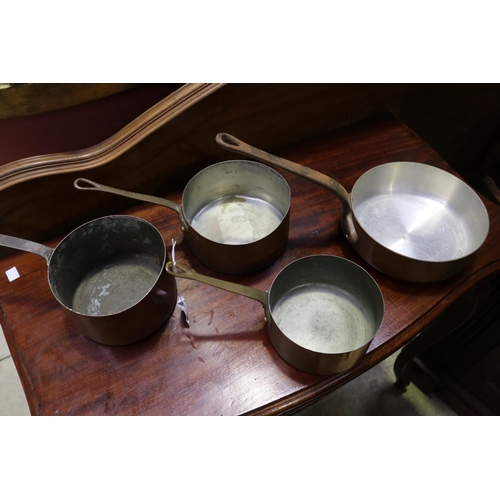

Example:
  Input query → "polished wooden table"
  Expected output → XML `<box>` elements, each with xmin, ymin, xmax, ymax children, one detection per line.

<box><xmin>2</xmin><ymin>114</ymin><xmax>500</xmax><ymax>415</ymax></box>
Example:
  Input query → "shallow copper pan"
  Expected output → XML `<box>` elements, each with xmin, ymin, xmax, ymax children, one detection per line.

<box><xmin>216</xmin><ymin>133</ymin><xmax>489</xmax><ymax>283</ymax></box>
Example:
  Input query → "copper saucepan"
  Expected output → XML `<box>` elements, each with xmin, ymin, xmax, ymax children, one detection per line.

<box><xmin>167</xmin><ymin>255</ymin><xmax>384</xmax><ymax>375</ymax></box>
<box><xmin>216</xmin><ymin>133</ymin><xmax>490</xmax><ymax>283</ymax></box>
<box><xmin>0</xmin><ymin>215</ymin><xmax>177</xmax><ymax>345</ymax></box>
<box><xmin>74</xmin><ymin>159</ymin><xmax>291</xmax><ymax>275</ymax></box>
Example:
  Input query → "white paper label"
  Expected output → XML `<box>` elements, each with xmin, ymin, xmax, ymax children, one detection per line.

<box><xmin>177</xmin><ymin>295</ymin><xmax>190</xmax><ymax>326</ymax></box>
<box><xmin>6</xmin><ymin>267</ymin><xmax>20</xmax><ymax>282</ymax></box>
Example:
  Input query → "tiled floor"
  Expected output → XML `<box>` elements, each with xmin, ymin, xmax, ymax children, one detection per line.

<box><xmin>0</xmin><ymin>324</ymin><xmax>455</xmax><ymax>416</ymax></box>
<box><xmin>0</xmin><ymin>325</ymin><xmax>30</xmax><ymax>416</ymax></box>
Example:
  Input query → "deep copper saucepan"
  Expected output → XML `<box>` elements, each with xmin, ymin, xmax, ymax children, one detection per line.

<box><xmin>74</xmin><ymin>159</ymin><xmax>291</xmax><ymax>274</ymax></box>
<box><xmin>0</xmin><ymin>215</ymin><xmax>177</xmax><ymax>345</ymax></box>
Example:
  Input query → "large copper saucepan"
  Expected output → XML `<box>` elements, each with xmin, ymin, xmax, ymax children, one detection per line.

<box><xmin>0</xmin><ymin>216</ymin><xmax>177</xmax><ymax>345</ymax></box>
<box><xmin>167</xmin><ymin>255</ymin><xmax>384</xmax><ymax>375</ymax></box>
<box><xmin>216</xmin><ymin>133</ymin><xmax>490</xmax><ymax>283</ymax></box>
<box><xmin>75</xmin><ymin>160</ymin><xmax>290</xmax><ymax>275</ymax></box>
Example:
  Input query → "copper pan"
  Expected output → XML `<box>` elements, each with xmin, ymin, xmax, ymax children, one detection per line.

<box><xmin>75</xmin><ymin>160</ymin><xmax>290</xmax><ymax>275</ymax></box>
<box><xmin>0</xmin><ymin>215</ymin><xmax>177</xmax><ymax>345</ymax></box>
<box><xmin>216</xmin><ymin>133</ymin><xmax>490</xmax><ymax>283</ymax></box>
<box><xmin>167</xmin><ymin>255</ymin><xmax>384</xmax><ymax>375</ymax></box>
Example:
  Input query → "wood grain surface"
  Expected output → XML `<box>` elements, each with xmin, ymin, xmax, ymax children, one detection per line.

<box><xmin>1</xmin><ymin>113</ymin><xmax>499</xmax><ymax>415</ymax></box>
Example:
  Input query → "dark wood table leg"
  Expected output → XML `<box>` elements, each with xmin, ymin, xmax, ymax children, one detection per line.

<box><xmin>394</xmin><ymin>289</ymin><xmax>483</xmax><ymax>390</ymax></box>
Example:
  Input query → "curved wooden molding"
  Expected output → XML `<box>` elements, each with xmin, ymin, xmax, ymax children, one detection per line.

<box><xmin>0</xmin><ymin>83</ymin><xmax>224</xmax><ymax>191</ymax></box>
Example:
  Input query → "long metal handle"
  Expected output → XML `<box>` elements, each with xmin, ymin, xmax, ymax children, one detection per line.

<box><xmin>0</xmin><ymin>235</ymin><xmax>53</xmax><ymax>263</ymax></box>
<box><xmin>166</xmin><ymin>262</ymin><xmax>268</xmax><ymax>306</ymax></box>
<box><xmin>74</xmin><ymin>178</ymin><xmax>189</xmax><ymax>230</ymax></box>
<box><xmin>216</xmin><ymin>132</ymin><xmax>352</xmax><ymax>204</ymax></box>
<box><xmin>215</xmin><ymin>133</ymin><xmax>358</xmax><ymax>244</ymax></box>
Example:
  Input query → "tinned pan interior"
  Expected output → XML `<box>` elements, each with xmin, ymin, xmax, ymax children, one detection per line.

<box><xmin>48</xmin><ymin>216</ymin><xmax>166</xmax><ymax>316</ymax></box>
<box><xmin>350</xmin><ymin>162</ymin><xmax>489</xmax><ymax>263</ymax></box>
<box><xmin>267</xmin><ymin>255</ymin><xmax>384</xmax><ymax>356</ymax></box>
<box><xmin>181</xmin><ymin>160</ymin><xmax>291</xmax><ymax>245</ymax></box>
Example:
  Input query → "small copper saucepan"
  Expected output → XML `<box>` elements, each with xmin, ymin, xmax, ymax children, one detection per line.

<box><xmin>74</xmin><ymin>159</ymin><xmax>291</xmax><ymax>274</ymax></box>
<box><xmin>0</xmin><ymin>215</ymin><xmax>177</xmax><ymax>345</ymax></box>
<box><xmin>167</xmin><ymin>255</ymin><xmax>384</xmax><ymax>375</ymax></box>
